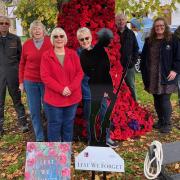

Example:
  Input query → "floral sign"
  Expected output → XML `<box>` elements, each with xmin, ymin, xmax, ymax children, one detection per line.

<box><xmin>25</xmin><ymin>142</ymin><xmax>71</xmax><ymax>180</ymax></box>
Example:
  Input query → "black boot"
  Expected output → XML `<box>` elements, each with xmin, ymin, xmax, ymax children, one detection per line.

<box><xmin>160</xmin><ymin>124</ymin><xmax>172</xmax><ymax>133</ymax></box>
<box><xmin>18</xmin><ymin>116</ymin><xmax>29</xmax><ymax>133</ymax></box>
<box><xmin>0</xmin><ymin>118</ymin><xmax>4</xmax><ymax>136</ymax></box>
<box><xmin>153</xmin><ymin>119</ymin><xmax>163</xmax><ymax>129</ymax></box>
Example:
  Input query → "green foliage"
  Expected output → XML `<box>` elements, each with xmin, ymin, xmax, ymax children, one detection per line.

<box><xmin>2</xmin><ymin>134</ymin><xmax>22</xmax><ymax>147</ymax></box>
<box><xmin>14</xmin><ymin>0</ymin><xmax>58</xmax><ymax>34</ymax></box>
<box><xmin>115</xmin><ymin>0</ymin><xmax>180</xmax><ymax>19</ymax></box>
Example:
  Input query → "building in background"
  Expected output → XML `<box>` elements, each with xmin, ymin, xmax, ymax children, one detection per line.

<box><xmin>1</xmin><ymin>1</ymin><xmax>180</xmax><ymax>36</ymax></box>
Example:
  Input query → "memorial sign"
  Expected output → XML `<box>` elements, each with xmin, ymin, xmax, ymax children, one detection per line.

<box><xmin>75</xmin><ymin>146</ymin><xmax>124</xmax><ymax>172</ymax></box>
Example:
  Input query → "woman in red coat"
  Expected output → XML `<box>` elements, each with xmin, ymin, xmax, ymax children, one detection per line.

<box><xmin>19</xmin><ymin>20</ymin><xmax>52</xmax><ymax>141</ymax></box>
<box><xmin>41</xmin><ymin>27</ymin><xmax>84</xmax><ymax>142</ymax></box>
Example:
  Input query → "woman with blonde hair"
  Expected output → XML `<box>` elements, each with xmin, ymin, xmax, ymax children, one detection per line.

<box><xmin>41</xmin><ymin>27</ymin><xmax>83</xmax><ymax>142</ymax></box>
<box><xmin>19</xmin><ymin>20</ymin><xmax>52</xmax><ymax>141</ymax></box>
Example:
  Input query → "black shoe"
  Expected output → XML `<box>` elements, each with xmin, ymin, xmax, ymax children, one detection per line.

<box><xmin>21</xmin><ymin>124</ymin><xmax>29</xmax><ymax>133</ymax></box>
<box><xmin>153</xmin><ymin>121</ymin><xmax>162</xmax><ymax>129</ymax></box>
<box><xmin>160</xmin><ymin>125</ymin><xmax>172</xmax><ymax>133</ymax></box>
<box><xmin>106</xmin><ymin>138</ymin><xmax>119</xmax><ymax>148</ymax></box>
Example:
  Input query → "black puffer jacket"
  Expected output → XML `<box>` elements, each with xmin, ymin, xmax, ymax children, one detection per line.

<box><xmin>140</xmin><ymin>36</ymin><xmax>180</xmax><ymax>88</ymax></box>
<box><xmin>118</xmin><ymin>26</ymin><xmax>139</xmax><ymax>68</ymax></box>
<box><xmin>0</xmin><ymin>32</ymin><xmax>22</xmax><ymax>79</ymax></box>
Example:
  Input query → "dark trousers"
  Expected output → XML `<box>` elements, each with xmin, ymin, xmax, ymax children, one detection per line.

<box><xmin>125</xmin><ymin>67</ymin><xmax>137</xmax><ymax>101</ymax></box>
<box><xmin>45</xmin><ymin>103</ymin><xmax>78</xmax><ymax>142</ymax></box>
<box><xmin>178</xmin><ymin>74</ymin><xmax>180</xmax><ymax>105</ymax></box>
<box><xmin>153</xmin><ymin>94</ymin><xmax>172</xmax><ymax>125</ymax></box>
<box><xmin>0</xmin><ymin>77</ymin><xmax>27</xmax><ymax>131</ymax></box>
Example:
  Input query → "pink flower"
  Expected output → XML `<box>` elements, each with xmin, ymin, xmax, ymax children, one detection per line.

<box><xmin>48</xmin><ymin>149</ymin><xmax>57</xmax><ymax>156</ymax></box>
<box><xmin>27</xmin><ymin>158</ymin><xmax>36</xmax><ymax>166</ymax></box>
<box><xmin>61</xmin><ymin>167</ymin><xmax>70</xmax><ymax>177</ymax></box>
<box><xmin>59</xmin><ymin>144</ymin><xmax>70</xmax><ymax>153</ymax></box>
<box><xmin>45</xmin><ymin>142</ymin><xmax>54</xmax><ymax>147</ymax></box>
<box><xmin>59</xmin><ymin>154</ymin><xmax>67</xmax><ymax>164</ymax></box>
<box><xmin>36</xmin><ymin>151</ymin><xmax>44</xmax><ymax>158</ymax></box>
<box><xmin>24</xmin><ymin>171</ymin><xmax>31</xmax><ymax>180</ymax></box>
<box><xmin>27</xmin><ymin>142</ymin><xmax>36</xmax><ymax>152</ymax></box>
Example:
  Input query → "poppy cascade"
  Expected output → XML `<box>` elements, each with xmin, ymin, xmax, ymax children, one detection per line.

<box><xmin>57</xmin><ymin>0</ymin><xmax>154</xmax><ymax>140</ymax></box>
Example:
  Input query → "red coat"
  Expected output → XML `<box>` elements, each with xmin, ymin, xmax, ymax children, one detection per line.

<box><xmin>19</xmin><ymin>36</ymin><xmax>52</xmax><ymax>83</ymax></box>
<box><xmin>40</xmin><ymin>47</ymin><xmax>84</xmax><ymax>107</ymax></box>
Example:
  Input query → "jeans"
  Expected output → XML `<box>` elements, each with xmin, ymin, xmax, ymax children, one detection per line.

<box><xmin>125</xmin><ymin>67</ymin><xmax>137</xmax><ymax>101</ymax></box>
<box><xmin>24</xmin><ymin>80</ymin><xmax>45</xmax><ymax>141</ymax></box>
<box><xmin>99</xmin><ymin>96</ymin><xmax>113</xmax><ymax>140</ymax></box>
<box><xmin>82</xmin><ymin>99</ymin><xmax>91</xmax><ymax>141</ymax></box>
<box><xmin>153</xmin><ymin>94</ymin><xmax>172</xmax><ymax>125</ymax></box>
<box><xmin>45</xmin><ymin>103</ymin><xmax>78</xmax><ymax>142</ymax></box>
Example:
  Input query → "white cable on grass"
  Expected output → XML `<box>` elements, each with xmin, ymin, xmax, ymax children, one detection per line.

<box><xmin>144</xmin><ymin>141</ymin><xmax>163</xmax><ymax>179</ymax></box>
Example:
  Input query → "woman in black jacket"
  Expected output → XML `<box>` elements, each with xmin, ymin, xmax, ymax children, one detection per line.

<box><xmin>141</xmin><ymin>17</ymin><xmax>180</xmax><ymax>133</ymax></box>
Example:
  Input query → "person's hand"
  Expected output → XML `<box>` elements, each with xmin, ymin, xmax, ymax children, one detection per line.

<box><xmin>62</xmin><ymin>86</ymin><xmax>71</xmax><ymax>96</ymax></box>
<box><xmin>19</xmin><ymin>83</ymin><xmax>24</xmax><ymax>93</ymax></box>
<box><xmin>167</xmin><ymin>71</ymin><xmax>177</xmax><ymax>81</ymax></box>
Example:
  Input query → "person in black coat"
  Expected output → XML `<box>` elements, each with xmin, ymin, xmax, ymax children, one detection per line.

<box><xmin>140</xmin><ymin>17</ymin><xmax>180</xmax><ymax>133</ymax></box>
<box><xmin>115</xmin><ymin>13</ymin><xmax>139</xmax><ymax>101</ymax></box>
<box><xmin>0</xmin><ymin>16</ymin><xmax>28</xmax><ymax>136</ymax></box>
<box><xmin>174</xmin><ymin>26</ymin><xmax>180</xmax><ymax>106</ymax></box>
<box><xmin>78</xmin><ymin>27</ymin><xmax>118</xmax><ymax>148</ymax></box>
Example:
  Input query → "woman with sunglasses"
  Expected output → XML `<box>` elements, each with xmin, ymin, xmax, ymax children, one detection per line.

<box><xmin>76</xmin><ymin>27</ymin><xmax>92</xmax><ymax>142</ymax></box>
<box><xmin>76</xmin><ymin>27</ymin><xmax>118</xmax><ymax>148</ymax></box>
<box><xmin>41</xmin><ymin>27</ymin><xmax>83</xmax><ymax>142</ymax></box>
<box><xmin>19</xmin><ymin>20</ymin><xmax>52</xmax><ymax>141</ymax></box>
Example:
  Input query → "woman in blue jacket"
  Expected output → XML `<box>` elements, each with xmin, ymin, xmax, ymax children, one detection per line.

<box><xmin>141</xmin><ymin>17</ymin><xmax>180</xmax><ymax>133</ymax></box>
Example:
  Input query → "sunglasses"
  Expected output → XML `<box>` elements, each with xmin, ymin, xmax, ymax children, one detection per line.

<box><xmin>0</xmin><ymin>22</ymin><xmax>9</xmax><ymax>26</ymax></box>
<box><xmin>79</xmin><ymin>37</ymin><xmax>90</xmax><ymax>42</ymax></box>
<box><xmin>53</xmin><ymin>35</ymin><xmax>64</xmax><ymax>39</ymax></box>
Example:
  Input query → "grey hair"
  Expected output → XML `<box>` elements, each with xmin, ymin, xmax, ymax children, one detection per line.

<box><xmin>76</xmin><ymin>27</ymin><xmax>92</xmax><ymax>39</ymax></box>
<box><xmin>115</xmin><ymin>13</ymin><xmax>127</xmax><ymax>20</ymax></box>
<box><xmin>50</xmin><ymin>27</ymin><xmax>68</xmax><ymax>45</ymax></box>
<box><xmin>29</xmin><ymin>20</ymin><xmax>47</xmax><ymax>37</ymax></box>
<box><xmin>0</xmin><ymin>15</ymin><xmax>10</xmax><ymax>24</ymax></box>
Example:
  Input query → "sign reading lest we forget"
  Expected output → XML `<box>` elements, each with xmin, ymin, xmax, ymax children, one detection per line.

<box><xmin>25</xmin><ymin>142</ymin><xmax>71</xmax><ymax>180</ymax></box>
<box><xmin>75</xmin><ymin>146</ymin><xmax>124</xmax><ymax>172</ymax></box>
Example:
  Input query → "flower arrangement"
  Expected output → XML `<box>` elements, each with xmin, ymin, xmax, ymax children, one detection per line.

<box><xmin>57</xmin><ymin>0</ymin><xmax>154</xmax><ymax>140</ymax></box>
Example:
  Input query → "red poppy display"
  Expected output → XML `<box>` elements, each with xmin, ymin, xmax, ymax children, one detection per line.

<box><xmin>57</xmin><ymin>0</ymin><xmax>154</xmax><ymax>140</ymax></box>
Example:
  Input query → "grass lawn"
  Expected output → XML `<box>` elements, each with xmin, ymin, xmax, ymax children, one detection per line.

<box><xmin>0</xmin><ymin>73</ymin><xmax>179</xmax><ymax>179</ymax></box>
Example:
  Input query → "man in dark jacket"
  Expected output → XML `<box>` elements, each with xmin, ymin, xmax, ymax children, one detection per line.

<box><xmin>174</xmin><ymin>26</ymin><xmax>180</xmax><ymax>106</ymax></box>
<box><xmin>0</xmin><ymin>16</ymin><xmax>28</xmax><ymax>136</ymax></box>
<box><xmin>115</xmin><ymin>13</ymin><xmax>139</xmax><ymax>101</ymax></box>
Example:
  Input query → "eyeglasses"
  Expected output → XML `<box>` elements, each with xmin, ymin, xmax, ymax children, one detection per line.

<box><xmin>79</xmin><ymin>37</ymin><xmax>90</xmax><ymax>42</ymax></box>
<box><xmin>53</xmin><ymin>35</ymin><xmax>64</xmax><ymax>39</ymax></box>
<box><xmin>0</xmin><ymin>22</ymin><xmax>9</xmax><ymax>26</ymax></box>
<box><xmin>155</xmin><ymin>24</ymin><xmax>165</xmax><ymax>28</ymax></box>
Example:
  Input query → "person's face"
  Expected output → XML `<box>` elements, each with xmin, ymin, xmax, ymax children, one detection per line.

<box><xmin>116</xmin><ymin>15</ymin><xmax>127</xmax><ymax>29</ymax></box>
<box><xmin>32</xmin><ymin>25</ymin><xmax>44</xmax><ymax>40</ymax></box>
<box><xmin>154</xmin><ymin>20</ymin><xmax>165</xmax><ymax>36</ymax></box>
<box><xmin>78</xmin><ymin>32</ymin><xmax>92</xmax><ymax>50</ymax></box>
<box><xmin>53</xmin><ymin>33</ymin><xmax>66</xmax><ymax>48</ymax></box>
<box><xmin>0</xmin><ymin>18</ymin><xmax>10</xmax><ymax>34</ymax></box>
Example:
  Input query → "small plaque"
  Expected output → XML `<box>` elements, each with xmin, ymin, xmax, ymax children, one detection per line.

<box><xmin>75</xmin><ymin>146</ymin><xmax>124</xmax><ymax>172</ymax></box>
